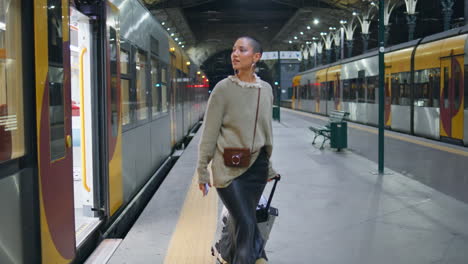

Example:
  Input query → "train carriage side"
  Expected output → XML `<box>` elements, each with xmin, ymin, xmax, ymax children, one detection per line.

<box><xmin>291</xmin><ymin>27</ymin><xmax>468</xmax><ymax>147</ymax></box>
<box><xmin>168</xmin><ymin>40</ymin><xmax>189</xmax><ymax>147</ymax></box>
<box><xmin>438</xmin><ymin>34</ymin><xmax>466</xmax><ymax>144</ymax></box>
<box><xmin>291</xmin><ymin>74</ymin><xmax>301</xmax><ymax>109</ymax></box>
<box><xmin>340</xmin><ymin>54</ymin><xmax>379</xmax><ymax>124</ymax></box>
<box><xmin>111</xmin><ymin>0</ymin><xmax>176</xmax><ymax>205</ymax></box>
<box><xmin>412</xmin><ymin>36</ymin><xmax>445</xmax><ymax>139</ymax></box>
<box><xmin>325</xmin><ymin>65</ymin><xmax>341</xmax><ymax>114</ymax></box>
<box><xmin>397</xmin><ymin>33</ymin><xmax>467</xmax><ymax>143</ymax></box>
<box><xmin>383</xmin><ymin>46</ymin><xmax>413</xmax><ymax>133</ymax></box>
<box><xmin>300</xmin><ymin>70</ymin><xmax>317</xmax><ymax>113</ymax></box>
<box><xmin>316</xmin><ymin>68</ymin><xmax>328</xmax><ymax>115</ymax></box>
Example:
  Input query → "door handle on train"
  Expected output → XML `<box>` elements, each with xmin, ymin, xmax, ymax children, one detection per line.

<box><xmin>66</xmin><ymin>134</ymin><xmax>72</xmax><ymax>148</ymax></box>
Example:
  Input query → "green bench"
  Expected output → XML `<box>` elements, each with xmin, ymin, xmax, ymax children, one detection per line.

<box><xmin>309</xmin><ymin>110</ymin><xmax>350</xmax><ymax>149</ymax></box>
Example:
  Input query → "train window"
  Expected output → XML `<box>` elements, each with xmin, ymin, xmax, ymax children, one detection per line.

<box><xmin>177</xmin><ymin>70</ymin><xmax>186</xmax><ymax>105</ymax></box>
<box><xmin>308</xmin><ymin>84</ymin><xmax>314</xmax><ymax>100</ymax></box>
<box><xmin>431</xmin><ymin>70</ymin><xmax>440</xmax><ymax>108</ymax></box>
<box><xmin>109</xmin><ymin>27</ymin><xmax>119</xmax><ymax>137</ymax></box>
<box><xmin>161</xmin><ymin>66</ymin><xmax>168</xmax><ymax>112</ymax></box>
<box><xmin>357</xmin><ymin>71</ymin><xmax>366</xmax><ymax>103</ymax></box>
<box><xmin>121</xmin><ymin>79</ymin><xmax>130</xmax><ymax>125</ymax></box>
<box><xmin>350</xmin><ymin>79</ymin><xmax>358</xmax><ymax>101</ymax></box>
<box><xmin>120</xmin><ymin>48</ymin><xmax>132</xmax><ymax>126</ymax></box>
<box><xmin>135</xmin><ymin>51</ymin><xmax>148</xmax><ymax>120</ymax></box>
<box><xmin>367</xmin><ymin>76</ymin><xmax>378</xmax><ymax>104</ymax></box>
<box><xmin>443</xmin><ymin>67</ymin><xmax>449</xmax><ymax>109</ymax></box>
<box><xmin>453</xmin><ymin>60</ymin><xmax>461</xmax><ymax>110</ymax></box>
<box><xmin>465</xmin><ymin>66</ymin><xmax>468</xmax><ymax>109</ymax></box>
<box><xmin>301</xmin><ymin>85</ymin><xmax>307</xmax><ymax>99</ymax></box>
<box><xmin>342</xmin><ymin>79</ymin><xmax>350</xmax><ymax>102</ymax></box>
<box><xmin>328</xmin><ymin>81</ymin><xmax>334</xmax><ymax>100</ymax></box>
<box><xmin>414</xmin><ymin>69</ymin><xmax>440</xmax><ymax>107</ymax></box>
<box><xmin>48</xmin><ymin>0</ymin><xmax>66</xmax><ymax>161</ymax></box>
<box><xmin>391</xmin><ymin>72</ymin><xmax>411</xmax><ymax>106</ymax></box>
<box><xmin>358</xmin><ymin>81</ymin><xmax>366</xmax><ymax>103</ymax></box>
<box><xmin>120</xmin><ymin>50</ymin><xmax>129</xmax><ymax>74</ymax></box>
<box><xmin>320</xmin><ymin>82</ymin><xmax>327</xmax><ymax>100</ymax></box>
<box><xmin>391</xmin><ymin>75</ymin><xmax>399</xmax><ymax>105</ymax></box>
<box><xmin>151</xmin><ymin>57</ymin><xmax>160</xmax><ymax>116</ymax></box>
<box><xmin>0</xmin><ymin>0</ymin><xmax>25</xmax><ymax>162</ymax></box>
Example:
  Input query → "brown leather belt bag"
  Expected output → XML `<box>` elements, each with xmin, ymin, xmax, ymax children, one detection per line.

<box><xmin>223</xmin><ymin>148</ymin><xmax>251</xmax><ymax>167</ymax></box>
<box><xmin>223</xmin><ymin>87</ymin><xmax>261</xmax><ymax>168</ymax></box>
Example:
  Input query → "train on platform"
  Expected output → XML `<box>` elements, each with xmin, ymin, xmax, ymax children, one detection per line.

<box><xmin>291</xmin><ymin>26</ymin><xmax>468</xmax><ymax>146</ymax></box>
<box><xmin>0</xmin><ymin>0</ymin><xmax>208</xmax><ymax>263</ymax></box>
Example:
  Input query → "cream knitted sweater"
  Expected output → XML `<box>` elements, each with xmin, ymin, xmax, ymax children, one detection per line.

<box><xmin>196</xmin><ymin>74</ymin><xmax>277</xmax><ymax>188</ymax></box>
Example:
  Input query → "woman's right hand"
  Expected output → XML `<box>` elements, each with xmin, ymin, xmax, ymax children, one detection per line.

<box><xmin>199</xmin><ymin>183</ymin><xmax>212</xmax><ymax>196</ymax></box>
<box><xmin>267</xmin><ymin>174</ymin><xmax>281</xmax><ymax>182</ymax></box>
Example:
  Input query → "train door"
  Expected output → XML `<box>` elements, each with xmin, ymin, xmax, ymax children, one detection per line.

<box><xmin>334</xmin><ymin>74</ymin><xmax>341</xmax><ymax>110</ymax></box>
<box><xmin>385</xmin><ymin>75</ymin><xmax>392</xmax><ymax>126</ymax></box>
<box><xmin>316</xmin><ymin>77</ymin><xmax>321</xmax><ymax>113</ymax></box>
<box><xmin>440</xmin><ymin>54</ymin><xmax>464</xmax><ymax>141</ymax></box>
<box><xmin>105</xmin><ymin>2</ymin><xmax>123</xmax><ymax>217</ymax></box>
<box><xmin>34</xmin><ymin>0</ymin><xmax>76</xmax><ymax>262</ymax></box>
<box><xmin>1</xmin><ymin>1</ymin><xmax>41</xmax><ymax>263</ymax></box>
<box><xmin>179</xmin><ymin>70</ymin><xmax>185</xmax><ymax>139</ymax></box>
<box><xmin>169</xmin><ymin>53</ymin><xmax>177</xmax><ymax>146</ymax></box>
<box><xmin>69</xmin><ymin>7</ymin><xmax>100</xmax><ymax>246</ymax></box>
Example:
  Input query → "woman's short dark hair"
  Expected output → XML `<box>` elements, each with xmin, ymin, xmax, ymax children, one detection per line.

<box><xmin>238</xmin><ymin>36</ymin><xmax>263</xmax><ymax>55</ymax></box>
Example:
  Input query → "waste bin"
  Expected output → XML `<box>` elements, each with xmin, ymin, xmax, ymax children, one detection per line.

<box><xmin>330</xmin><ymin>122</ymin><xmax>347</xmax><ymax>150</ymax></box>
<box><xmin>272</xmin><ymin>106</ymin><xmax>280</xmax><ymax>121</ymax></box>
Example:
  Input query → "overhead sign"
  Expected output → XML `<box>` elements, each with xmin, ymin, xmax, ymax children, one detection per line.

<box><xmin>261</xmin><ymin>51</ymin><xmax>301</xmax><ymax>60</ymax></box>
<box><xmin>280</xmin><ymin>51</ymin><xmax>301</xmax><ymax>59</ymax></box>
<box><xmin>261</xmin><ymin>52</ymin><xmax>278</xmax><ymax>60</ymax></box>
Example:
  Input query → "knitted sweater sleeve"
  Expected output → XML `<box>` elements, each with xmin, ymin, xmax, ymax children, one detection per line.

<box><xmin>265</xmin><ymin>84</ymin><xmax>278</xmax><ymax>179</ymax></box>
<box><xmin>196</xmin><ymin>85</ymin><xmax>225</xmax><ymax>184</ymax></box>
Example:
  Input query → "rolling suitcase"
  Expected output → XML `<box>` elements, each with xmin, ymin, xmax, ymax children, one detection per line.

<box><xmin>256</xmin><ymin>175</ymin><xmax>280</xmax><ymax>242</ymax></box>
<box><xmin>212</xmin><ymin>175</ymin><xmax>280</xmax><ymax>263</ymax></box>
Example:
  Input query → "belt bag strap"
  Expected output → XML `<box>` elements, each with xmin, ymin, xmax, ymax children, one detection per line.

<box><xmin>251</xmin><ymin>88</ymin><xmax>261</xmax><ymax>152</ymax></box>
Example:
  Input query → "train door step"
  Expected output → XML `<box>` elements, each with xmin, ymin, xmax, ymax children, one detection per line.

<box><xmin>84</xmin><ymin>239</ymin><xmax>122</xmax><ymax>264</ymax></box>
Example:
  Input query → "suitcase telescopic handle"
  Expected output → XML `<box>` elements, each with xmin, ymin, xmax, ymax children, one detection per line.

<box><xmin>266</xmin><ymin>175</ymin><xmax>280</xmax><ymax>211</ymax></box>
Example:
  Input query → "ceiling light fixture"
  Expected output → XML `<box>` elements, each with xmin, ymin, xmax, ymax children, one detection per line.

<box><xmin>313</xmin><ymin>18</ymin><xmax>319</xmax><ymax>25</ymax></box>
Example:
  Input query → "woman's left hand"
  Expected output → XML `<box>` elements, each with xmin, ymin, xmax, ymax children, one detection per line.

<box><xmin>199</xmin><ymin>183</ymin><xmax>212</xmax><ymax>196</ymax></box>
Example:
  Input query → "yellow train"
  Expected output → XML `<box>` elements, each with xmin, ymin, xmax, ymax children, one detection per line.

<box><xmin>292</xmin><ymin>27</ymin><xmax>468</xmax><ymax>146</ymax></box>
<box><xmin>0</xmin><ymin>0</ymin><xmax>208</xmax><ymax>263</ymax></box>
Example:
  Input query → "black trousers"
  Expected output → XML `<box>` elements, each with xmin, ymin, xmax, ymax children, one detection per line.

<box><xmin>216</xmin><ymin>148</ymin><xmax>269</xmax><ymax>264</ymax></box>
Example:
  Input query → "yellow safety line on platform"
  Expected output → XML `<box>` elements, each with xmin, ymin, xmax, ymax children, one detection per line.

<box><xmin>164</xmin><ymin>170</ymin><xmax>218</xmax><ymax>264</ymax></box>
<box><xmin>283</xmin><ymin>108</ymin><xmax>468</xmax><ymax>157</ymax></box>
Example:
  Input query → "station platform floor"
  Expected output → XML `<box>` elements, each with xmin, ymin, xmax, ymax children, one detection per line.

<box><xmin>105</xmin><ymin>108</ymin><xmax>468</xmax><ymax>264</ymax></box>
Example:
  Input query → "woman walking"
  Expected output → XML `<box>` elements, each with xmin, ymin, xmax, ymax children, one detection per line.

<box><xmin>196</xmin><ymin>36</ymin><xmax>278</xmax><ymax>264</ymax></box>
